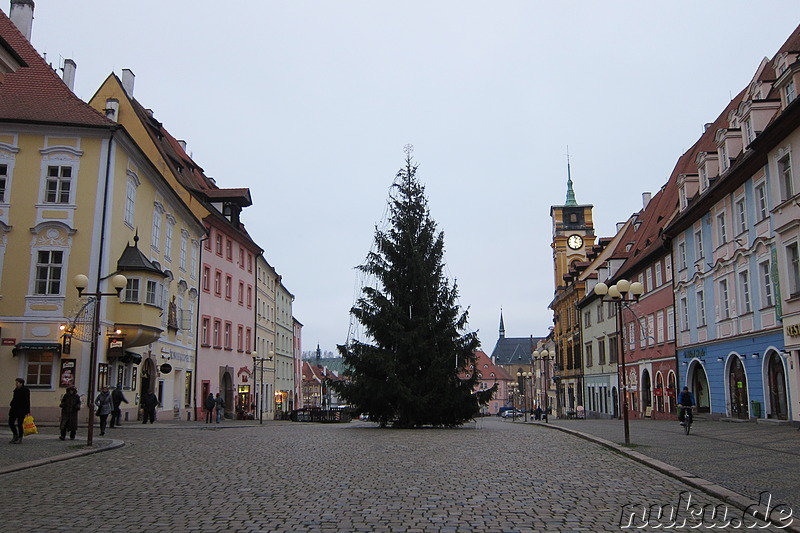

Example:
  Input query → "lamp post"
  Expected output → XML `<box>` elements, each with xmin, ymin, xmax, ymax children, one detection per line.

<box><xmin>252</xmin><ymin>351</ymin><xmax>274</xmax><ymax>424</ymax></box>
<box><xmin>73</xmin><ymin>273</ymin><xmax>127</xmax><ymax>447</ymax></box>
<box><xmin>517</xmin><ymin>370</ymin><xmax>532</xmax><ymax>422</ymax></box>
<box><xmin>593</xmin><ymin>278</ymin><xmax>644</xmax><ymax>446</ymax></box>
<box><xmin>532</xmin><ymin>349</ymin><xmax>550</xmax><ymax>423</ymax></box>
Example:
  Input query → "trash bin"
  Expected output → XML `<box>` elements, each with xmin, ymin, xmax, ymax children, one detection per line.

<box><xmin>751</xmin><ymin>400</ymin><xmax>762</xmax><ymax>418</ymax></box>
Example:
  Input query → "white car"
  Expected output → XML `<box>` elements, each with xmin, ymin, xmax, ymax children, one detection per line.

<box><xmin>500</xmin><ymin>410</ymin><xmax>524</xmax><ymax>418</ymax></box>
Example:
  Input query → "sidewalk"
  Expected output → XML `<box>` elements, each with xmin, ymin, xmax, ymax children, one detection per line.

<box><xmin>523</xmin><ymin>415</ymin><xmax>800</xmax><ymax>528</ymax></box>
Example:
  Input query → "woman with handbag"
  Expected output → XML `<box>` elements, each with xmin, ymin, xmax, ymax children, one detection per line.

<box><xmin>59</xmin><ymin>386</ymin><xmax>81</xmax><ymax>440</ymax></box>
<box><xmin>94</xmin><ymin>386</ymin><xmax>113</xmax><ymax>436</ymax></box>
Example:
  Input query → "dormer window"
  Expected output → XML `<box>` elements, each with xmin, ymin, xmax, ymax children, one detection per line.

<box><xmin>720</xmin><ymin>142</ymin><xmax>729</xmax><ymax>172</ymax></box>
<box><xmin>787</xmin><ymin>79</ymin><xmax>796</xmax><ymax>105</ymax></box>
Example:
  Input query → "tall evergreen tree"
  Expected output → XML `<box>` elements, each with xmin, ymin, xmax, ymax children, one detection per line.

<box><xmin>332</xmin><ymin>149</ymin><xmax>493</xmax><ymax>428</ymax></box>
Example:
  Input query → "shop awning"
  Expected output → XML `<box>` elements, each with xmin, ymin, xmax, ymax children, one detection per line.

<box><xmin>121</xmin><ymin>351</ymin><xmax>143</xmax><ymax>364</ymax></box>
<box><xmin>12</xmin><ymin>342</ymin><xmax>61</xmax><ymax>357</ymax></box>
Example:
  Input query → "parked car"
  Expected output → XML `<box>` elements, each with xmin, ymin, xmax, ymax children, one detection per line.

<box><xmin>500</xmin><ymin>410</ymin><xmax>524</xmax><ymax>419</ymax></box>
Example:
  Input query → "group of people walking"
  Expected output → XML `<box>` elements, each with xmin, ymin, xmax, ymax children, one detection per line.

<box><xmin>204</xmin><ymin>392</ymin><xmax>226</xmax><ymax>423</ymax></box>
<box><xmin>8</xmin><ymin>378</ymin><xmax>162</xmax><ymax>444</ymax></box>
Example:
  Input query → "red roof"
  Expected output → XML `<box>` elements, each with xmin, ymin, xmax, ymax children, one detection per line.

<box><xmin>0</xmin><ymin>11</ymin><xmax>111</xmax><ymax>127</ymax></box>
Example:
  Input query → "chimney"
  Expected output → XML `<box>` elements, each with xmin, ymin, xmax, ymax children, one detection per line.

<box><xmin>121</xmin><ymin>69</ymin><xmax>135</xmax><ymax>96</ymax></box>
<box><xmin>177</xmin><ymin>140</ymin><xmax>187</xmax><ymax>152</ymax></box>
<box><xmin>104</xmin><ymin>98</ymin><xmax>119</xmax><ymax>122</ymax></box>
<box><xmin>642</xmin><ymin>192</ymin><xmax>652</xmax><ymax>209</ymax></box>
<box><xmin>61</xmin><ymin>58</ymin><xmax>76</xmax><ymax>91</ymax></box>
<box><xmin>10</xmin><ymin>0</ymin><xmax>34</xmax><ymax>41</ymax></box>
<box><xmin>703</xmin><ymin>123</ymin><xmax>713</xmax><ymax>133</ymax></box>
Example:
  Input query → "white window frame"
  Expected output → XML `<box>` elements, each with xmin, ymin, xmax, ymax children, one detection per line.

<box><xmin>152</xmin><ymin>206</ymin><xmax>162</xmax><ymax>252</ymax></box>
<box><xmin>667</xmin><ymin>307</ymin><xmax>675</xmax><ymax>341</ymax></box>
<box><xmin>755</xmin><ymin>181</ymin><xmax>768</xmax><ymax>220</ymax></box>
<box><xmin>697</xmin><ymin>289</ymin><xmax>706</xmax><ymax>327</ymax></box>
<box><xmin>760</xmin><ymin>260</ymin><xmax>773</xmax><ymax>307</ymax></box>
<box><xmin>735</xmin><ymin>197</ymin><xmax>746</xmax><ymax>235</ymax></box>
<box><xmin>719</xmin><ymin>279</ymin><xmax>730</xmax><ymax>319</ymax></box>
<box><xmin>789</xmin><ymin>242</ymin><xmax>800</xmax><ymax>297</ymax></box>
<box><xmin>778</xmin><ymin>152</ymin><xmax>794</xmax><ymax>202</ymax></box>
<box><xmin>123</xmin><ymin>277</ymin><xmax>141</xmax><ymax>303</ymax></box>
<box><xmin>43</xmin><ymin>164</ymin><xmax>73</xmax><ymax>204</ymax></box>
<box><xmin>716</xmin><ymin>212</ymin><xmax>727</xmax><ymax>246</ymax></box>
<box><xmin>739</xmin><ymin>270</ymin><xmax>751</xmax><ymax>314</ymax></box>
<box><xmin>655</xmin><ymin>263</ymin><xmax>663</xmax><ymax>287</ymax></box>
<box><xmin>164</xmin><ymin>219</ymin><xmax>174</xmax><ymax>261</ymax></box>
<box><xmin>680</xmin><ymin>297</ymin><xmax>689</xmax><ymax>331</ymax></box>
<box><xmin>33</xmin><ymin>249</ymin><xmax>64</xmax><ymax>295</ymax></box>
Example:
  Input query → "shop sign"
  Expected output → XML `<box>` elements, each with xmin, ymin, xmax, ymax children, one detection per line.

<box><xmin>2</xmin><ymin>338</ymin><xmax>16</xmax><ymax>345</ymax></box>
<box><xmin>654</xmin><ymin>387</ymin><xmax>663</xmax><ymax>396</ymax></box>
<box><xmin>785</xmin><ymin>323</ymin><xmax>800</xmax><ymax>337</ymax></box>
<box><xmin>159</xmin><ymin>363</ymin><xmax>173</xmax><ymax>374</ymax></box>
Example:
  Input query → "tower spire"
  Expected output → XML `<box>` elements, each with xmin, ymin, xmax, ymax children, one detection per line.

<box><xmin>499</xmin><ymin>308</ymin><xmax>505</xmax><ymax>339</ymax></box>
<box><xmin>565</xmin><ymin>147</ymin><xmax>577</xmax><ymax>207</ymax></box>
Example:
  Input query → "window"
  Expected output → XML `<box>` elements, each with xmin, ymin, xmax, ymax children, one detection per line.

<box><xmin>609</xmin><ymin>335</ymin><xmax>618</xmax><ymax>363</ymax></box>
<box><xmin>694</xmin><ymin>229</ymin><xmax>704</xmax><ymax>260</ymax></box>
<box><xmin>215</xmin><ymin>234</ymin><xmax>223</xmax><ymax>256</ymax></box>
<box><xmin>719</xmin><ymin>279</ymin><xmax>730</xmax><ymax>319</ymax></box>
<box><xmin>202</xmin><ymin>266</ymin><xmax>210</xmax><ymax>292</ymax></box>
<box><xmin>697</xmin><ymin>290</ymin><xmax>706</xmax><ymax>326</ymax></box>
<box><xmin>716</xmin><ymin>213</ymin><xmax>727</xmax><ymax>245</ymax></box>
<box><xmin>639</xmin><ymin>318</ymin><xmax>647</xmax><ymax>349</ymax></box>
<box><xmin>185</xmin><ymin>371</ymin><xmax>193</xmax><ymax>407</ymax></box>
<box><xmin>239</xmin><ymin>247</ymin><xmax>244</xmax><ymax>268</ymax></box>
<box><xmin>628</xmin><ymin>322</ymin><xmax>636</xmax><ymax>350</ymax></box>
<box><xmin>583</xmin><ymin>310</ymin><xmax>591</xmax><ymax>328</ymax></box>
<box><xmin>247</xmin><ymin>286</ymin><xmax>252</xmax><ymax>308</ymax></box>
<box><xmin>225</xmin><ymin>275</ymin><xmax>232</xmax><ymax>300</ymax></box>
<box><xmin>124</xmin><ymin>179</ymin><xmax>136</xmax><ymax>227</ymax></box>
<box><xmin>214</xmin><ymin>271</ymin><xmax>221</xmax><ymax>296</ymax></box>
<box><xmin>44</xmin><ymin>165</ymin><xmax>72</xmax><ymax>203</ymax></box>
<box><xmin>145</xmin><ymin>280</ymin><xmax>158</xmax><ymax>305</ymax></box>
<box><xmin>165</xmin><ymin>222</ymin><xmax>173</xmax><ymax>260</ymax></box>
<box><xmin>0</xmin><ymin>163</ymin><xmax>7</xmax><ymax>203</ymax></box>
<box><xmin>665</xmin><ymin>255</ymin><xmax>673</xmax><ymax>281</ymax></box>
<box><xmin>585</xmin><ymin>342</ymin><xmax>593</xmax><ymax>367</ymax></box>
<box><xmin>755</xmin><ymin>182</ymin><xmax>768</xmax><ymax>220</ymax></box>
<box><xmin>247</xmin><ymin>253</ymin><xmax>253</xmax><ymax>273</ymax></box>
<box><xmin>245</xmin><ymin>328</ymin><xmax>251</xmax><ymax>353</ymax></box>
<box><xmin>237</xmin><ymin>325</ymin><xmax>244</xmax><ymax>351</ymax></box>
<box><xmin>667</xmin><ymin>307</ymin><xmax>675</xmax><ymax>341</ymax></box>
<box><xmin>34</xmin><ymin>250</ymin><xmax>63</xmax><ymax>295</ymax></box>
<box><xmin>123</xmin><ymin>278</ymin><xmax>140</xmax><ymax>303</ymax></box>
<box><xmin>739</xmin><ymin>271</ymin><xmax>751</xmax><ymax>313</ymax></box>
<box><xmin>760</xmin><ymin>261</ymin><xmax>773</xmax><ymax>307</ymax></box>
<box><xmin>596</xmin><ymin>301</ymin><xmax>604</xmax><ymax>323</ymax></box>
<box><xmin>226</xmin><ymin>240</ymin><xmax>232</xmax><ymax>261</ymax></box>
<box><xmin>202</xmin><ymin>317</ymin><xmax>210</xmax><ymax>345</ymax></box>
<box><xmin>213</xmin><ymin>319</ymin><xmax>221</xmax><ymax>347</ymax></box>
<box><xmin>26</xmin><ymin>351</ymin><xmax>54</xmax><ymax>387</ymax></box>
<box><xmin>787</xmin><ymin>79</ymin><xmax>796</xmax><ymax>104</ymax></box>
<box><xmin>598</xmin><ymin>339</ymin><xmax>606</xmax><ymax>365</ymax></box>
<box><xmin>735</xmin><ymin>198</ymin><xmax>746</xmax><ymax>235</ymax></box>
<box><xmin>657</xmin><ymin>311</ymin><xmax>664</xmax><ymax>343</ymax></box>
<box><xmin>680</xmin><ymin>297</ymin><xmax>689</xmax><ymax>330</ymax></box>
<box><xmin>180</xmin><ymin>233</ymin><xmax>187</xmax><ymax>271</ymax></box>
<box><xmin>151</xmin><ymin>211</ymin><xmax>161</xmax><ymax>251</ymax></box>
<box><xmin>191</xmin><ymin>244</ymin><xmax>198</xmax><ymax>279</ymax></box>
<box><xmin>655</xmin><ymin>263</ymin><xmax>663</xmax><ymax>287</ymax></box>
<box><xmin>647</xmin><ymin>315</ymin><xmax>655</xmax><ymax>347</ymax></box>
<box><xmin>645</xmin><ymin>268</ymin><xmax>652</xmax><ymax>292</ymax></box>
<box><xmin>720</xmin><ymin>142</ymin><xmax>729</xmax><ymax>171</ymax></box>
<box><xmin>224</xmin><ymin>322</ymin><xmax>232</xmax><ymax>349</ymax></box>
<box><xmin>678</xmin><ymin>242</ymin><xmax>687</xmax><ymax>270</ymax></box>
<box><xmin>745</xmin><ymin>117</ymin><xmax>755</xmax><ymax>145</ymax></box>
<box><xmin>778</xmin><ymin>153</ymin><xmax>794</xmax><ymax>202</ymax></box>
<box><xmin>238</xmin><ymin>282</ymin><xmax>244</xmax><ymax>305</ymax></box>
<box><xmin>789</xmin><ymin>243</ymin><xmax>800</xmax><ymax>297</ymax></box>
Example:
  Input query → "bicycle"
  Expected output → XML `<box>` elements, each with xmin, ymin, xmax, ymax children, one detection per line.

<box><xmin>680</xmin><ymin>406</ymin><xmax>693</xmax><ymax>435</ymax></box>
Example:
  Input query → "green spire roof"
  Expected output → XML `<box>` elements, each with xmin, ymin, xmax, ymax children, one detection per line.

<box><xmin>565</xmin><ymin>159</ymin><xmax>577</xmax><ymax>207</ymax></box>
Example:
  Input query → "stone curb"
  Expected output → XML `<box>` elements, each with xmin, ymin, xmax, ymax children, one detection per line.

<box><xmin>0</xmin><ymin>437</ymin><xmax>125</xmax><ymax>476</ymax></box>
<box><xmin>531</xmin><ymin>421</ymin><xmax>800</xmax><ymax>533</ymax></box>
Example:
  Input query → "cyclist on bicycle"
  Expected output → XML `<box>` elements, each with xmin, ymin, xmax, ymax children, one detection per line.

<box><xmin>678</xmin><ymin>386</ymin><xmax>695</xmax><ymax>426</ymax></box>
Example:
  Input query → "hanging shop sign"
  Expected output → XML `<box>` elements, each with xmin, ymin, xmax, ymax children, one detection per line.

<box><xmin>160</xmin><ymin>363</ymin><xmax>173</xmax><ymax>374</ymax></box>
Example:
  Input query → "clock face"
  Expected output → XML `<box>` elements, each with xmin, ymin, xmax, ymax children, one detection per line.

<box><xmin>567</xmin><ymin>234</ymin><xmax>583</xmax><ymax>250</ymax></box>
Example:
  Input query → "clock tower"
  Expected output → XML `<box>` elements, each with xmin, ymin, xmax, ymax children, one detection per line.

<box><xmin>550</xmin><ymin>162</ymin><xmax>595</xmax><ymax>292</ymax></box>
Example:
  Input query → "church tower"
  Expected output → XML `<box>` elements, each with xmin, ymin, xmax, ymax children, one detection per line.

<box><xmin>549</xmin><ymin>158</ymin><xmax>595</xmax><ymax>293</ymax></box>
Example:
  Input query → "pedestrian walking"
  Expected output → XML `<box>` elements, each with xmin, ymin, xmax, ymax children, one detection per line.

<box><xmin>110</xmin><ymin>383</ymin><xmax>128</xmax><ymax>428</ymax></box>
<box><xmin>59</xmin><ymin>386</ymin><xmax>81</xmax><ymax>440</ymax></box>
<box><xmin>214</xmin><ymin>393</ymin><xmax>225</xmax><ymax>423</ymax></box>
<box><xmin>204</xmin><ymin>393</ymin><xmax>215</xmax><ymax>423</ymax></box>
<box><xmin>8</xmin><ymin>377</ymin><xmax>30</xmax><ymax>444</ymax></box>
<box><xmin>141</xmin><ymin>391</ymin><xmax>159</xmax><ymax>424</ymax></box>
<box><xmin>94</xmin><ymin>386</ymin><xmax>114</xmax><ymax>436</ymax></box>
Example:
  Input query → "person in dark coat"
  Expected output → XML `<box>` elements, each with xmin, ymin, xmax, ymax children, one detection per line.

<box><xmin>94</xmin><ymin>386</ymin><xmax>114</xmax><ymax>436</ymax></box>
<box><xmin>8</xmin><ymin>377</ymin><xmax>30</xmax><ymax>444</ymax></box>
<box><xmin>141</xmin><ymin>391</ymin><xmax>159</xmax><ymax>424</ymax></box>
<box><xmin>110</xmin><ymin>384</ymin><xmax>128</xmax><ymax>428</ymax></box>
<box><xmin>204</xmin><ymin>393</ymin><xmax>215</xmax><ymax>424</ymax></box>
<box><xmin>59</xmin><ymin>386</ymin><xmax>81</xmax><ymax>440</ymax></box>
<box><xmin>214</xmin><ymin>393</ymin><xmax>225</xmax><ymax>423</ymax></box>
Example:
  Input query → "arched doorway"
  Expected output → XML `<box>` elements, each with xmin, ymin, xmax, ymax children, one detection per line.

<box><xmin>221</xmin><ymin>372</ymin><xmax>233</xmax><ymax>419</ymax></box>
<box><xmin>767</xmin><ymin>352</ymin><xmax>788</xmax><ymax>420</ymax></box>
<box><xmin>655</xmin><ymin>372</ymin><xmax>665</xmax><ymax>413</ymax></box>
<box><xmin>728</xmin><ymin>356</ymin><xmax>749</xmax><ymax>419</ymax></box>
<box><xmin>612</xmin><ymin>387</ymin><xmax>619</xmax><ymax>418</ymax></box>
<box><xmin>641</xmin><ymin>369</ymin><xmax>652</xmax><ymax>416</ymax></box>
<box><xmin>667</xmin><ymin>371</ymin><xmax>677</xmax><ymax>414</ymax></box>
<box><xmin>690</xmin><ymin>363</ymin><xmax>710</xmax><ymax>413</ymax></box>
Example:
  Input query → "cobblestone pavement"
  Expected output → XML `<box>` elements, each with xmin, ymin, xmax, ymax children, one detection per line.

<box><xmin>3</xmin><ymin>417</ymin><xmax>796</xmax><ymax>532</ymax></box>
<box><xmin>540</xmin><ymin>416</ymin><xmax>800</xmax><ymax>512</ymax></box>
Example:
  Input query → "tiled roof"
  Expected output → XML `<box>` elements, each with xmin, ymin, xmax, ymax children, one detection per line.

<box><xmin>0</xmin><ymin>11</ymin><xmax>111</xmax><ymax>127</ymax></box>
<box><xmin>472</xmin><ymin>350</ymin><xmax>512</xmax><ymax>381</ymax></box>
<box><xmin>490</xmin><ymin>336</ymin><xmax>540</xmax><ymax>366</ymax></box>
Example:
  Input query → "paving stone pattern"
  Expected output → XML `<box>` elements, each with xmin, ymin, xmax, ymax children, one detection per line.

<box><xmin>0</xmin><ymin>418</ymin><xmax>791</xmax><ymax>532</ymax></box>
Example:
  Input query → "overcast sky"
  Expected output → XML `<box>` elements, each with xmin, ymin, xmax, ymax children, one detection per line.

<box><xmin>17</xmin><ymin>1</ymin><xmax>800</xmax><ymax>354</ymax></box>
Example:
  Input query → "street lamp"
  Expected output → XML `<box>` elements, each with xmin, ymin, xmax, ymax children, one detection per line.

<box><xmin>532</xmin><ymin>349</ymin><xmax>550</xmax><ymax>423</ymax></box>
<box><xmin>594</xmin><ymin>278</ymin><xmax>644</xmax><ymax>446</ymax></box>
<box><xmin>517</xmin><ymin>370</ymin><xmax>532</xmax><ymax>422</ymax></box>
<box><xmin>252</xmin><ymin>351</ymin><xmax>274</xmax><ymax>424</ymax></box>
<box><xmin>73</xmin><ymin>272</ymin><xmax>127</xmax><ymax>447</ymax></box>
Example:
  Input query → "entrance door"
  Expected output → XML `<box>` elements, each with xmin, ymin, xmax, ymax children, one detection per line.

<box><xmin>728</xmin><ymin>357</ymin><xmax>749</xmax><ymax>419</ymax></box>
<box><xmin>691</xmin><ymin>364</ymin><xmax>710</xmax><ymax>413</ymax></box>
<box><xmin>767</xmin><ymin>352</ymin><xmax>788</xmax><ymax>420</ymax></box>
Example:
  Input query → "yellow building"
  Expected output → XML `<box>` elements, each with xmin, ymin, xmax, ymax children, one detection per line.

<box><xmin>0</xmin><ymin>8</ymin><xmax>204</xmax><ymax>422</ymax></box>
